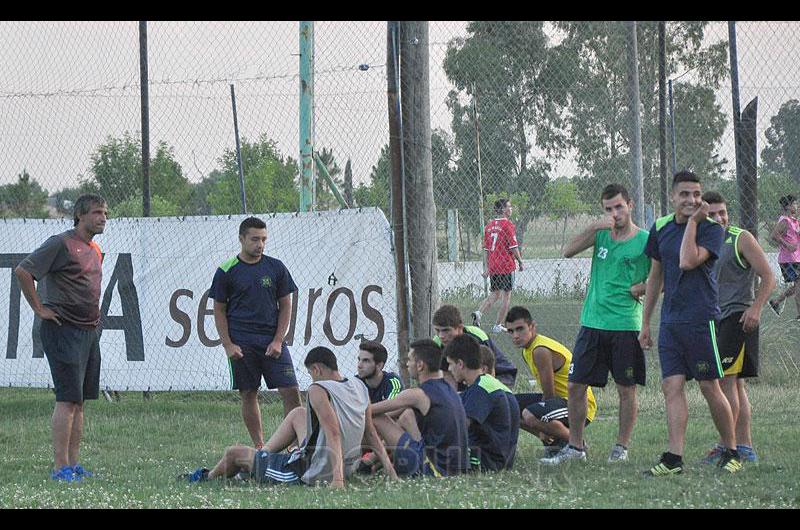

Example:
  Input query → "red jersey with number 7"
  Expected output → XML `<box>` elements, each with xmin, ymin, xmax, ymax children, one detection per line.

<box><xmin>484</xmin><ymin>218</ymin><xmax>519</xmax><ymax>275</ymax></box>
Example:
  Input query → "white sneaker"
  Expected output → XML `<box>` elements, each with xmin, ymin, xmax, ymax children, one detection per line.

<box><xmin>490</xmin><ymin>324</ymin><xmax>507</xmax><ymax>334</ymax></box>
<box><xmin>471</xmin><ymin>311</ymin><xmax>482</xmax><ymax>327</ymax></box>
<box><xmin>540</xmin><ymin>445</ymin><xmax>587</xmax><ymax>465</ymax></box>
<box><xmin>608</xmin><ymin>444</ymin><xmax>628</xmax><ymax>462</ymax></box>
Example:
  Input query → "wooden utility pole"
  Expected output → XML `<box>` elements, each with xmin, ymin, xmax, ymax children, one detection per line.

<box><xmin>400</xmin><ymin>21</ymin><xmax>438</xmax><ymax>345</ymax></box>
<box><xmin>387</xmin><ymin>21</ymin><xmax>411</xmax><ymax>385</ymax></box>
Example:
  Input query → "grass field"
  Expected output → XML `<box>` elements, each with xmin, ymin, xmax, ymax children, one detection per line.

<box><xmin>1</xmin><ymin>298</ymin><xmax>799</xmax><ymax>508</ymax></box>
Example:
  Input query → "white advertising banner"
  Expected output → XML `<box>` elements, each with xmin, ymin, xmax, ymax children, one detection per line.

<box><xmin>0</xmin><ymin>208</ymin><xmax>398</xmax><ymax>391</ymax></box>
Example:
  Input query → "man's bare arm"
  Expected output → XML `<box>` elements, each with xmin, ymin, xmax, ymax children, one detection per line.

<box><xmin>213</xmin><ymin>301</ymin><xmax>242</xmax><ymax>359</ymax></box>
<box><xmin>738</xmin><ymin>231</ymin><xmax>777</xmax><ymax>332</ymax></box>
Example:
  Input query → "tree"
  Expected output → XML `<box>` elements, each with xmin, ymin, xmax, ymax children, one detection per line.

<box><xmin>186</xmin><ymin>170</ymin><xmax>225</xmax><ymax>216</ymax></box>
<box><xmin>87</xmin><ymin>133</ymin><xmax>190</xmax><ymax>210</ymax></box>
<box><xmin>209</xmin><ymin>134</ymin><xmax>299</xmax><ymax>215</ymax></box>
<box><xmin>762</xmin><ymin>99</ymin><xmax>800</xmax><ymax>184</ymax></box>
<box><xmin>111</xmin><ymin>195</ymin><xmax>182</xmax><ymax>218</ymax></box>
<box><xmin>0</xmin><ymin>170</ymin><xmax>49</xmax><ymax>218</ymax></box>
<box><xmin>443</xmin><ymin>21</ymin><xmax>560</xmax><ymax>245</ymax></box>
<box><xmin>542</xmin><ymin>178</ymin><xmax>590</xmax><ymax>252</ymax></box>
<box><xmin>314</xmin><ymin>147</ymin><xmax>345</xmax><ymax>210</ymax></box>
<box><xmin>353</xmin><ymin>145</ymin><xmax>390</xmax><ymax>216</ymax></box>
<box><xmin>549</xmin><ymin>21</ymin><xmax>729</xmax><ymax>203</ymax></box>
<box><xmin>50</xmin><ymin>182</ymin><xmax>101</xmax><ymax>215</ymax></box>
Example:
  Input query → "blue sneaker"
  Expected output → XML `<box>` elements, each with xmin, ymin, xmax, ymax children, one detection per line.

<box><xmin>181</xmin><ymin>467</ymin><xmax>210</xmax><ymax>483</ymax></box>
<box><xmin>736</xmin><ymin>444</ymin><xmax>758</xmax><ymax>463</ymax></box>
<box><xmin>51</xmin><ymin>465</ymin><xmax>80</xmax><ymax>483</ymax></box>
<box><xmin>73</xmin><ymin>464</ymin><xmax>94</xmax><ymax>478</ymax></box>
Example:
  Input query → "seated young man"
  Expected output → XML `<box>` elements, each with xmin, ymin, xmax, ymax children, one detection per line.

<box><xmin>356</xmin><ymin>340</ymin><xmax>404</xmax><ymax>403</ymax></box>
<box><xmin>432</xmin><ymin>304</ymin><xmax>518</xmax><ymax>390</ymax></box>
<box><xmin>370</xmin><ymin>339</ymin><xmax>469</xmax><ymax>477</ymax></box>
<box><xmin>182</xmin><ymin>346</ymin><xmax>397</xmax><ymax>487</ymax></box>
<box><xmin>445</xmin><ymin>335</ymin><xmax>520</xmax><ymax>472</ymax></box>
<box><xmin>504</xmin><ymin>306</ymin><xmax>597</xmax><ymax>463</ymax></box>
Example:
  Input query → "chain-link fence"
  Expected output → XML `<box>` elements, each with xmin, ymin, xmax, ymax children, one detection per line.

<box><xmin>1</xmin><ymin>21</ymin><xmax>798</xmax><ymax>397</ymax></box>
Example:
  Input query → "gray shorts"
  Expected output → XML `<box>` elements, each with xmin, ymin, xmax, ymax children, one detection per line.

<box><xmin>40</xmin><ymin>319</ymin><xmax>101</xmax><ymax>402</ymax></box>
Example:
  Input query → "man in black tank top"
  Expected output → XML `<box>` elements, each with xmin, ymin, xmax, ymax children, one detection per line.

<box><xmin>371</xmin><ymin>339</ymin><xmax>470</xmax><ymax>477</ymax></box>
<box><xmin>701</xmin><ymin>193</ymin><xmax>775</xmax><ymax>465</ymax></box>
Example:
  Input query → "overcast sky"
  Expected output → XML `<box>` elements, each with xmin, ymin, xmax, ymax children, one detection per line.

<box><xmin>1</xmin><ymin>21</ymin><xmax>798</xmax><ymax>197</ymax></box>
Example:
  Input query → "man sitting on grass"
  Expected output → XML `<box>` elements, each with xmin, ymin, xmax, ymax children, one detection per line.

<box><xmin>445</xmin><ymin>335</ymin><xmax>520</xmax><ymax>472</ymax></box>
<box><xmin>182</xmin><ymin>346</ymin><xmax>396</xmax><ymax>487</ymax></box>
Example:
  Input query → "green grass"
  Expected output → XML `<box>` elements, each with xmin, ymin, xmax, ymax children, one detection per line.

<box><xmin>1</xmin><ymin>297</ymin><xmax>798</xmax><ymax>508</ymax></box>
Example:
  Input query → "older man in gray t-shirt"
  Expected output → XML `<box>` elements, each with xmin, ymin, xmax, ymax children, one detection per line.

<box><xmin>15</xmin><ymin>194</ymin><xmax>108</xmax><ymax>483</ymax></box>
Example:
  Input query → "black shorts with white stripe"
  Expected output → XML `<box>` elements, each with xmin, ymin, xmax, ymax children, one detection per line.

<box><xmin>521</xmin><ymin>396</ymin><xmax>591</xmax><ymax>428</ymax></box>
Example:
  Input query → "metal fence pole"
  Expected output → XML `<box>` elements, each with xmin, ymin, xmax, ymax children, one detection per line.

<box><xmin>625</xmin><ymin>21</ymin><xmax>645</xmax><ymax>226</ymax></box>
<box><xmin>229</xmin><ymin>84</ymin><xmax>247</xmax><ymax>215</ymax></box>
<box><xmin>139</xmin><ymin>21</ymin><xmax>150</xmax><ymax>218</ymax></box>
<box><xmin>299</xmin><ymin>21</ymin><xmax>314</xmax><ymax>212</ymax></box>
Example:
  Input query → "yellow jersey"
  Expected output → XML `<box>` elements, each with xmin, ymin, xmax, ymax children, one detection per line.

<box><xmin>522</xmin><ymin>334</ymin><xmax>597</xmax><ymax>422</ymax></box>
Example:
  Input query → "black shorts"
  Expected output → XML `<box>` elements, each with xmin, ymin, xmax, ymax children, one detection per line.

<box><xmin>252</xmin><ymin>449</ymin><xmax>305</xmax><ymax>485</ymax></box>
<box><xmin>40</xmin><ymin>320</ymin><xmax>101</xmax><ymax>403</ymax></box>
<box><xmin>569</xmin><ymin>327</ymin><xmax>646</xmax><ymax>387</ymax></box>
<box><xmin>490</xmin><ymin>273</ymin><xmax>514</xmax><ymax>292</ymax></box>
<box><xmin>230</xmin><ymin>342</ymin><xmax>299</xmax><ymax>391</ymax></box>
<box><xmin>780</xmin><ymin>262</ymin><xmax>800</xmax><ymax>283</ymax></box>
<box><xmin>717</xmin><ymin>312</ymin><xmax>759</xmax><ymax>378</ymax></box>
<box><xmin>514</xmin><ymin>393</ymin><xmax>590</xmax><ymax>428</ymax></box>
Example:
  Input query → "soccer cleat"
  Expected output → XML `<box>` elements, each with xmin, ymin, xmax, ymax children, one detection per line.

<box><xmin>51</xmin><ymin>465</ymin><xmax>80</xmax><ymax>483</ymax></box>
<box><xmin>736</xmin><ymin>445</ymin><xmax>758</xmax><ymax>463</ymax></box>
<box><xmin>471</xmin><ymin>311</ymin><xmax>482</xmax><ymax>327</ymax></box>
<box><xmin>718</xmin><ymin>450</ymin><xmax>743</xmax><ymax>474</ymax></box>
<box><xmin>490</xmin><ymin>324</ymin><xmax>507</xmax><ymax>334</ymax></box>
<box><xmin>72</xmin><ymin>464</ymin><xmax>93</xmax><ymax>478</ymax></box>
<box><xmin>645</xmin><ymin>454</ymin><xmax>684</xmax><ymax>476</ymax></box>
<box><xmin>540</xmin><ymin>445</ymin><xmax>586</xmax><ymax>465</ymax></box>
<box><xmin>608</xmin><ymin>444</ymin><xmax>628</xmax><ymax>463</ymax></box>
<box><xmin>768</xmin><ymin>300</ymin><xmax>782</xmax><ymax>316</ymax></box>
<box><xmin>181</xmin><ymin>467</ymin><xmax>210</xmax><ymax>483</ymax></box>
<box><xmin>701</xmin><ymin>444</ymin><xmax>724</xmax><ymax>465</ymax></box>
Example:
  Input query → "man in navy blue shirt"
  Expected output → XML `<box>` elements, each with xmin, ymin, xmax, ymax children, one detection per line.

<box><xmin>639</xmin><ymin>171</ymin><xmax>742</xmax><ymax>476</ymax></box>
<box><xmin>370</xmin><ymin>339</ymin><xmax>469</xmax><ymax>477</ymax></box>
<box><xmin>356</xmin><ymin>340</ymin><xmax>404</xmax><ymax>403</ymax></box>
<box><xmin>210</xmin><ymin>217</ymin><xmax>301</xmax><ymax>450</ymax></box>
<box><xmin>445</xmin><ymin>334</ymin><xmax>519</xmax><ymax>472</ymax></box>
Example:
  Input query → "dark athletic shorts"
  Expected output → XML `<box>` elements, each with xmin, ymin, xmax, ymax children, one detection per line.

<box><xmin>780</xmin><ymin>262</ymin><xmax>800</xmax><ymax>283</ymax></box>
<box><xmin>40</xmin><ymin>319</ymin><xmax>101</xmax><ymax>403</ymax></box>
<box><xmin>514</xmin><ymin>393</ymin><xmax>590</xmax><ymax>427</ymax></box>
<box><xmin>252</xmin><ymin>449</ymin><xmax>304</xmax><ymax>485</ymax></box>
<box><xmin>717</xmin><ymin>312</ymin><xmax>759</xmax><ymax>378</ymax></box>
<box><xmin>229</xmin><ymin>342</ymin><xmax>298</xmax><ymax>391</ymax></box>
<box><xmin>490</xmin><ymin>273</ymin><xmax>514</xmax><ymax>292</ymax></box>
<box><xmin>658</xmin><ymin>320</ymin><xmax>723</xmax><ymax>381</ymax></box>
<box><xmin>569</xmin><ymin>327</ymin><xmax>646</xmax><ymax>387</ymax></box>
<box><xmin>393</xmin><ymin>432</ymin><xmax>439</xmax><ymax>477</ymax></box>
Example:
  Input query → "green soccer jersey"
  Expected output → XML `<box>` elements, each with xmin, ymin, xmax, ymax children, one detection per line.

<box><xmin>580</xmin><ymin>228</ymin><xmax>651</xmax><ymax>331</ymax></box>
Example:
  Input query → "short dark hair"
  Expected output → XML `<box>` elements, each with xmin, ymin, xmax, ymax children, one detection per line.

<box><xmin>73</xmin><ymin>194</ymin><xmax>106</xmax><ymax>227</ymax></box>
<box><xmin>494</xmin><ymin>198</ymin><xmax>509</xmax><ymax>215</ymax></box>
<box><xmin>672</xmin><ymin>170</ymin><xmax>700</xmax><ymax>188</ymax></box>
<box><xmin>432</xmin><ymin>305</ymin><xmax>463</xmax><ymax>328</ymax></box>
<box><xmin>239</xmin><ymin>216</ymin><xmax>266</xmax><ymax>236</ymax></box>
<box><xmin>479</xmin><ymin>345</ymin><xmax>495</xmax><ymax>373</ymax></box>
<box><xmin>601</xmin><ymin>183</ymin><xmax>630</xmax><ymax>203</ymax></box>
<box><xmin>359</xmin><ymin>340</ymin><xmax>388</xmax><ymax>366</ymax></box>
<box><xmin>443</xmin><ymin>334</ymin><xmax>481</xmax><ymax>370</ymax></box>
<box><xmin>505</xmin><ymin>306</ymin><xmax>533</xmax><ymax>325</ymax></box>
<box><xmin>780</xmin><ymin>195</ymin><xmax>797</xmax><ymax>210</ymax></box>
<box><xmin>701</xmin><ymin>191</ymin><xmax>725</xmax><ymax>205</ymax></box>
<box><xmin>409</xmin><ymin>339</ymin><xmax>443</xmax><ymax>374</ymax></box>
<box><xmin>304</xmin><ymin>346</ymin><xmax>338</xmax><ymax>371</ymax></box>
